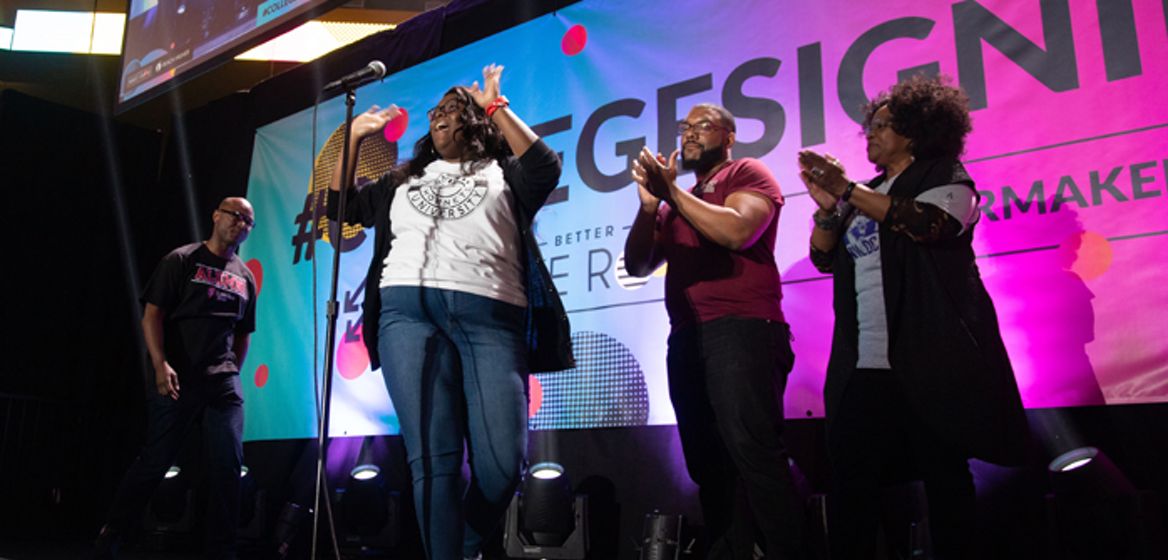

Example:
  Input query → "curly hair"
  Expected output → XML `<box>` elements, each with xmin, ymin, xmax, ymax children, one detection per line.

<box><xmin>392</xmin><ymin>86</ymin><xmax>512</xmax><ymax>183</ymax></box>
<box><xmin>862</xmin><ymin>75</ymin><xmax>972</xmax><ymax>162</ymax></box>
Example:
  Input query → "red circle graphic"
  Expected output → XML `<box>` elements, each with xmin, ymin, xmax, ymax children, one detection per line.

<box><xmin>245</xmin><ymin>258</ymin><xmax>263</xmax><ymax>295</ymax></box>
<box><xmin>383</xmin><ymin>107</ymin><xmax>409</xmax><ymax>143</ymax></box>
<box><xmin>338</xmin><ymin>324</ymin><xmax>370</xmax><ymax>380</ymax></box>
<box><xmin>528</xmin><ymin>375</ymin><xmax>544</xmax><ymax>418</ymax></box>
<box><xmin>561</xmin><ymin>24</ymin><xmax>587</xmax><ymax>56</ymax></box>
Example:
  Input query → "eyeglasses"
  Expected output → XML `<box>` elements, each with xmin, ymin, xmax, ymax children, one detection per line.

<box><xmin>427</xmin><ymin>100</ymin><xmax>466</xmax><ymax>120</ymax></box>
<box><xmin>677</xmin><ymin>120</ymin><xmax>726</xmax><ymax>135</ymax></box>
<box><xmin>216</xmin><ymin>208</ymin><xmax>255</xmax><ymax>228</ymax></box>
<box><xmin>865</xmin><ymin>118</ymin><xmax>893</xmax><ymax>134</ymax></box>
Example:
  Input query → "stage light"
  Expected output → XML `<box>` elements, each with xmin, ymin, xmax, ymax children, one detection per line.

<box><xmin>272</xmin><ymin>502</ymin><xmax>311</xmax><ymax>559</ymax></box>
<box><xmin>1049</xmin><ymin>446</ymin><xmax>1100</xmax><ymax>473</ymax></box>
<box><xmin>336</xmin><ymin>482</ymin><xmax>400</xmax><ymax>553</ymax></box>
<box><xmin>143</xmin><ymin>464</ymin><xmax>195</xmax><ymax>549</ymax></box>
<box><xmin>639</xmin><ymin>511</ymin><xmax>683</xmax><ymax>560</ymax></box>
<box><xmin>237</xmin><ymin>463</ymin><xmax>268</xmax><ymax>554</ymax></box>
<box><xmin>504</xmin><ymin>462</ymin><xmax>589</xmax><ymax>559</ymax></box>
<box><xmin>1049</xmin><ymin>446</ymin><xmax>1136</xmax><ymax>499</ymax></box>
<box><xmin>336</xmin><ymin>437</ymin><xmax>400</xmax><ymax>552</ymax></box>
<box><xmin>235</xmin><ymin>21</ymin><xmax>395</xmax><ymax>62</ymax></box>
<box><xmin>1047</xmin><ymin>446</ymin><xmax>1147</xmax><ymax>558</ymax></box>
<box><xmin>350</xmin><ymin>464</ymin><xmax>380</xmax><ymax>481</ymax></box>
<box><xmin>521</xmin><ymin>462</ymin><xmax>574</xmax><ymax>546</ymax></box>
<box><xmin>239</xmin><ymin>465</ymin><xmax>260</xmax><ymax>525</ymax></box>
<box><xmin>531</xmin><ymin>461</ymin><xmax>565</xmax><ymax>480</ymax></box>
<box><xmin>349</xmin><ymin>435</ymin><xmax>383</xmax><ymax>481</ymax></box>
<box><xmin>9</xmin><ymin>9</ymin><xmax>124</xmax><ymax>54</ymax></box>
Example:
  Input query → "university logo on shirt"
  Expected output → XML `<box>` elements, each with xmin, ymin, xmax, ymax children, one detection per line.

<box><xmin>845</xmin><ymin>216</ymin><xmax>880</xmax><ymax>260</ymax></box>
<box><xmin>406</xmin><ymin>173</ymin><xmax>488</xmax><ymax>219</ymax></box>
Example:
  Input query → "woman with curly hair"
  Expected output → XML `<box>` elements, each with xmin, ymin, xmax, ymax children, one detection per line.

<box><xmin>328</xmin><ymin>64</ymin><xmax>572</xmax><ymax>560</ymax></box>
<box><xmin>797</xmin><ymin>76</ymin><xmax>1026</xmax><ymax>558</ymax></box>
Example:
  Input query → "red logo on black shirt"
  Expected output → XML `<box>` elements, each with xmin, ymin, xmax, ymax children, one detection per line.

<box><xmin>192</xmin><ymin>264</ymin><xmax>249</xmax><ymax>298</ymax></box>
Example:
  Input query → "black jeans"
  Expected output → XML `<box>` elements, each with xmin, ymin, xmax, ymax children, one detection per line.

<box><xmin>104</xmin><ymin>373</ymin><xmax>244</xmax><ymax>560</ymax></box>
<box><xmin>826</xmin><ymin>369</ymin><xmax>975</xmax><ymax>560</ymax></box>
<box><xmin>667</xmin><ymin>317</ymin><xmax>803</xmax><ymax>560</ymax></box>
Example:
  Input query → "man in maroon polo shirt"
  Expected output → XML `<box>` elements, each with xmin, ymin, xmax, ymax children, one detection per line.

<box><xmin>624</xmin><ymin>104</ymin><xmax>803</xmax><ymax>559</ymax></box>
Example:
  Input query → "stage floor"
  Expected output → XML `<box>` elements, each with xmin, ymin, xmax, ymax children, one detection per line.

<box><xmin>0</xmin><ymin>539</ymin><xmax>202</xmax><ymax>560</ymax></box>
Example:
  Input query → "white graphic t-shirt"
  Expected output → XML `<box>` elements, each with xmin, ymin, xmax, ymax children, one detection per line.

<box><xmin>844</xmin><ymin>177</ymin><xmax>979</xmax><ymax>369</ymax></box>
<box><xmin>381</xmin><ymin>158</ymin><xmax>526</xmax><ymax>307</ymax></box>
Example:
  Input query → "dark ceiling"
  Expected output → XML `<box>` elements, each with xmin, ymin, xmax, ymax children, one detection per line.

<box><xmin>0</xmin><ymin>0</ymin><xmax>437</xmax><ymax>130</ymax></box>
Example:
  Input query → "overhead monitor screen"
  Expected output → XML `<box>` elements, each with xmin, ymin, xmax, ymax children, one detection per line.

<box><xmin>117</xmin><ymin>0</ymin><xmax>342</xmax><ymax>109</ymax></box>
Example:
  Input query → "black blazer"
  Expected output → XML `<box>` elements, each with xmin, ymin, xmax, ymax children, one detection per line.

<box><xmin>822</xmin><ymin>158</ymin><xmax>1028</xmax><ymax>465</ymax></box>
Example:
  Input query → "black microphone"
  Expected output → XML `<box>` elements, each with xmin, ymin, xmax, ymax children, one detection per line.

<box><xmin>323</xmin><ymin>60</ymin><xmax>387</xmax><ymax>93</ymax></box>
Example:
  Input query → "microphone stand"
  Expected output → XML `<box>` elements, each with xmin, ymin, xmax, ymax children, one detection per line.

<box><xmin>311</xmin><ymin>88</ymin><xmax>358</xmax><ymax>560</ymax></box>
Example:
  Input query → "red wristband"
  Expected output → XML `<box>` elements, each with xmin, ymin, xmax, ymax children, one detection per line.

<box><xmin>485</xmin><ymin>96</ymin><xmax>510</xmax><ymax>119</ymax></box>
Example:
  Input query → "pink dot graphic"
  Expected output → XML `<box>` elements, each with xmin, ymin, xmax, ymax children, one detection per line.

<box><xmin>528</xmin><ymin>375</ymin><xmax>544</xmax><ymax>418</ymax></box>
<box><xmin>383</xmin><ymin>107</ymin><xmax>409</xmax><ymax>143</ymax></box>
<box><xmin>1066</xmin><ymin>231</ymin><xmax>1113</xmax><ymax>280</ymax></box>
<box><xmin>561</xmin><ymin>24</ymin><xmax>587</xmax><ymax>56</ymax></box>
<box><xmin>338</xmin><ymin>324</ymin><xmax>370</xmax><ymax>380</ymax></box>
<box><xmin>254</xmin><ymin>364</ymin><xmax>269</xmax><ymax>388</ymax></box>
<box><xmin>245</xmin><ymin>258</ymin><xmax>263</xmax><ymax>295</ymax></box>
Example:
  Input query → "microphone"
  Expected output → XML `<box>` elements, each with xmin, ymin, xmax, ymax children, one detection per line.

<box><xmin>323</xmin><ymin>60</ymin><xmax>387</xmax><ymax>93</ymax></box>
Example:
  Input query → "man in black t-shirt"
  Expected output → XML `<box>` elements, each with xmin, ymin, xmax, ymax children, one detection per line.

<box><xmin>91</xmin><ymin>197</ymin><xmax>257</xmax><ymax>560</ymax></box>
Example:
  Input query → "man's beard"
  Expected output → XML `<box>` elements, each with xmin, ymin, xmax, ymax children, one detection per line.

<box><xmin>681</xmin><ymin>144</ymin><xmax>726</xmax><ymax>175</ymax></box>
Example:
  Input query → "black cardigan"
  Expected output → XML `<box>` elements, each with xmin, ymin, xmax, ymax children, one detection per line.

<box><xmin>326</xmin><ymin>139</ymin><xmax>574</xmax><ymax>373</ymax></box>
<box><xmin>819</xmin><ymin>158</ymin><xmax>1028</xmax><ymax>465</ymax></box>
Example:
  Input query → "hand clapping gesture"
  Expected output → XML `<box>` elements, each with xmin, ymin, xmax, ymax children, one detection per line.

<box><xmin>631</xmin><ymin>146</ymin><xmax>679</xmax><ymax>211</ymax></box>
<box><xmin>797</xmin><ymin>150</ymin><xmax>850</xmax><ymax>211</ymax></box>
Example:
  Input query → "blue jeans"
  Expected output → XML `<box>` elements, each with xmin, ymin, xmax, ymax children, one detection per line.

<box><xmin>105</xmin><ymin>372</ymin><xmax>244</xmax><ymax>559</ymax></box>
<box><xmin>378</xmin><ymin>286</ymin><xmax>529</xmax><ymax>559</ymax></box>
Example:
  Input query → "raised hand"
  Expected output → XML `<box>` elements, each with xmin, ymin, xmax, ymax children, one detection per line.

<box><xmin>350</xmin><ymin>104</ymin><xmax>401</xmax><ymax>141</ymax></box>
<box><xmin>469</xmin><ymin>63</ymin><xmax>504</xmax><ymax>109</ymax></box>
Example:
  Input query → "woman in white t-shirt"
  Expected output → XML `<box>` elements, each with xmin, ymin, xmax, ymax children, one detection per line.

<box><xmin>796</xmin><ymin>76</ymin><xmax>1026</xmax><ymax>559</ymax></box>
<box><xmin>328</xmin><ymin>64</ymin><xmax>569</xmax><ymax>560</ymax></box>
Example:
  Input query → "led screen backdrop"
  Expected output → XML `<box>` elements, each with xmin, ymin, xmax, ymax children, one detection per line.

<box><xmin>242</xmin><ymin>0</ymin><xmax>1168</xmax><ymax>441</ymax></box>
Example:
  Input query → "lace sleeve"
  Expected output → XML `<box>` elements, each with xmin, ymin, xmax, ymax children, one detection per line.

<box><xmin>810</xmin><ymin>243</ymin><xmax>835</xmax><ymax>273</ymax></box>
<box><xmin>884</xmin><ymin>197</ymin><xmax>962</xmax><ymax>242</ymax></box>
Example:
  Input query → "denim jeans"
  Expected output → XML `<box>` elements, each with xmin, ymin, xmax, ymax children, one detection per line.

<box><xmin>378</xmin><ymin>286</ymin><xmax>529</xmax><ymax>559</ymax></box>
<box><xmin>105</xmin><ymin>372</ymin><xmax>244</xmax><ymax>559</ymax></box>
<box><xmin>667</xmin><ymin>316</ymin><xmax>803</xmax><ymax>560</ymax></box>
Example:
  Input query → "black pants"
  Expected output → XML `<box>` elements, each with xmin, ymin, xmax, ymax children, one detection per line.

<box><xmin>668</xmin><ymin>317</ymin><xmax>804</xmax><ymax>560</ymax></box>
<box><xmin>826</xmin><ymin>369</ymin><xmax>975</xmax><ymax>560</ymax></box>
<box><xmin>104</xmin><ymin>373</ymin><xmax>244</xmax><ymax>560</ymax></box>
